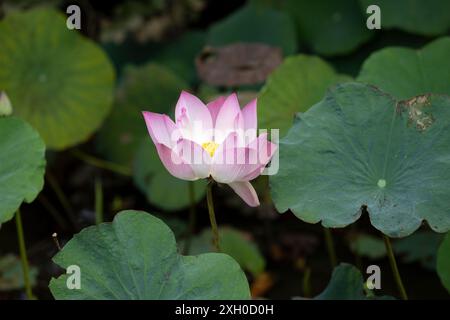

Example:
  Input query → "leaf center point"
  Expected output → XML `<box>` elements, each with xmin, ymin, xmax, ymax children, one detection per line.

<box><xmin>377</xmin><ymin>179</ymin><xmax>387</xmax><ymax>188</ymax></box>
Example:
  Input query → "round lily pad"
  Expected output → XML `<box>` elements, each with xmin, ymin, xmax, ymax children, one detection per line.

<box><xmin>133</xmin><ymin>139</ymin><xmax>206</xmax><ymax>211</ymax></box>
<box><xmin>358</xmin><ymin>37</ymin><xmax>450</xmax><ymax>100</ymax></box>
<box><xmin>350</xmin><ymin>234</ymin><xmax>386</xmax><ymax>260</ymax></box>
<box><xmin>283</xmin><ymin>0</ymin><xmax>373</xmax><ymax>56</ymax></box>
<box><xmin>49</xmin><ymin>210</ymin><xmax>250</xmax><ymax>299</ymax></box>
<box><xmin>96</xmin><ymin>63</ymin><xmax>188</xmax><ymax>166</ymax></box>
<box><xmin>258</xmin><ymin>55</ymin><xmax>351</xmax><ymax>137</ymax></box>
<box><xmin>0</xmin><ymin>254</ymin><xmax>38</xmax><ymax>291</ymax></box>
<box><xmin>0</xmin><ymin>117</ymin><xmax>46</xmax><ymax>224</ymax></box>
<box><xmin>207</xmin><ymin>3</ymin><xmax>297</xmax><ymax>55</ymax></box>
<box><xmin>394</xmin><ymin>231</ymin><xmax>443</xmax><ymax>270</ymax></box>
<box><xmin>271</xmin><ymin>82</ymin><xmax>450</xmax><ymax>237</ymax></box>
<box><xmin>359</xmin><ymin>0</ymin><xmax>450</xmax><ymax>36</ymax></box>
<box><xmin>351</xmin><ymin>231</ymin><xmax>443</xmax><ymax>269</ymax></box>
<box><xmin>437</xmin><ymin>232</ymin><xmax>450</xmax><ymax>293</ymax></box>
<box><xmin>180</xmin><ymin>227</ymin><xmax>266</xmax><ymax>277</ymax></box>
<box><xmin>0</xmin><ymin>9</ymin><xmax>115</xmax><ymax>149</ymax></box>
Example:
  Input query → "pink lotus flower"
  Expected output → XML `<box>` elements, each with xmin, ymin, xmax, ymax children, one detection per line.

<box><xmin>142</xmin><ymin>91</ymin><xmax>277</xmax><ymax>207</ymax></box>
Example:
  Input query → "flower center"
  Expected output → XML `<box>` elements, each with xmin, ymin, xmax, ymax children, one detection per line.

<box><xmin>202</xmin><ymin>141</ymin><xmax>219</xmax><ymax>157</ymax></box>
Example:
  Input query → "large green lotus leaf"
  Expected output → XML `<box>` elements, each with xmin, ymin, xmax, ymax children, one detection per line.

<box><xmin>0</xmin><ymin>9</ymin><xmax>115</xmax><ymax>150</ymax></box>
<box><xmin>49</xmin><ymin>210</ymin><xmax>250</xmax><ymax>300</ymax></box>
<box><xmin>437</xmin><ymin>232</ymin><xmax>450</xmax><ymax>293</ymax></box>
<box><xmin>283</xmin><ymin>0</ymin><xmax>372</xmax><ymax>56</ymax></box>
<box><xmin>357</xmin><ymin>37</ymin><xmax>450</xmax><ymax>100</ymax></box>
<box><xmin>96</xmin><ymin>63</ymin><xmax>188</xmax><ymax>166</ymax></box>
<box><xmin>0</xmin><ymin>117</ymin><xmax>46</xmax><ymax>223</ymax></box>
<box><xmin>180</xmin><ymin>227</ymin><xmax>266</xmax><ymax>277</ymax></box>
<box><xmin>271</xmin><ymin>82</ymin><xmax>450</xmax><ymax>237</ymax></box>
<box><xmin>359</xmin><ymin>0</ymin><xmax>450</xmax><ymax>36</ymax></box>
<box><xmin>315</xmin><ymin>263</ymin><xmax>393</xmax><ymax>300</ymax></box>
<box><xmin>133</xmin><ymin>139</ymin><xmax>206</xmax><ymax>211</ymax></box>
<box><xmin>207</xmin><ymin>3</ymin><xmax>297</xmax><ymax>55</ymax></box>
<box><xmin>258</xmin><ymin>55</ymin><xmax>351</xmax><ymax>137</ymax></box>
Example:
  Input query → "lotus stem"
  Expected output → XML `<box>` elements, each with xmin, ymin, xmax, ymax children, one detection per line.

<box><xmin>183</xmin><ymin>181</ymin><xmax>197</xmax><ymax>255</ymax></box>
<box><xmin>46</xmin><ymin>171</ymin><xmax>78</xmax><ymax>230</ymax></box>
<box><xmin>52</xmin><ymin>233</ymin><xmax>62</xmax><ymax>251</ymax></box>
<box><xmin>71</xmin><ymin>149</ymin><xmax>131</xmax><ymax>176</ymax></box>
<box><xmin>38</xmin><ymin>194</ymin><xmax>69</xmax><ymax>231</ymax></box>
<box><xmin>323</xmin><ymin>227</ymin><xmax>338</xmax><ymax>268</ymax></box>
<box><xmin>95</xmin><ymin>176</ymin><xmax>103</xmax><ymax>225</ymax></box>
<box><xmin>302</xmin><ymin>267</ymin><xmax>312</xmax><ymax>298</ymax></box>
<box><xmin>206</xmin><ymin>182</ymin><xmax>220</xmax><ymax>251</ymax></box>
<box><xmin>383</xmin><ymin>234</ymin><xmax>408</xmax><ymax>300</ymax></box>
<box><xmin>15</xmin><ymin>209</ymin><xmax>33</xmax><ymax>299</ymax></box>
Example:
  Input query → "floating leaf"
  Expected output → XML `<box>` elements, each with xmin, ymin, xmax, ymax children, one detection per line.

<box><xmin>207</xmin><ymin>3</ymin><xmax>297</xmax><ymax>55</ymax></box>
<box><xmin>0</xmin><ymin>9</ymin><xmax>115</xmax><ymax>149</ymax></box>
<box><xmin>49</xmin><ymin>210</ymin><xmax>250</xmax><ymax>300</ymax></box>
<box><xmin>133</xmin><ymin>139</ymin><xmax>206</xmax><ymax>211</ymax></box>
<box><xmin>359</xmin><ymin>0</ymin><xmax>450</xmax><ymax>36</ymax></box>
<box><xmin>0</xmin><ymin>117</ymin><xmax>46</xmax><ymax>224</ymax></box>
<box><xmin>283</xmin><ymin>0</ymin><xmax>372</xmax><ymax>56</ymax></box>
<box><xmin>358</xmin><ymin>37</ymin><xmax>450</xmax><ymax>100</ymax></box>
<box><xmin>258</xmin><ymin>55</ymin><xmax>351</xmax><ymax>137</ymax></box>
<box><xmin>351</xmin><ymin>232</ymin><xmax>443</xmax><ymax>269</ymax></box>
<box><xmin>394</xmin><ymin>231</ymin><xmax>443</xmax><ymax>270</ymax></box>
<box><xmin>350</xmin><ymin>234</ymin><xmax>386</xmax><ymax>260</ymax></box>
<box><xmin>437</xmin><ymin>232</ymin><xmax>450</xmax><ymax>293</ymax></box>
<box><xmin>97</xmin><ymin>63</ymin><xmax>188</xmax><ymax>166</ymax></box>
<box><xmin>271</xmin><ymin>83</ymin><xmax>450</xmax><ymax>237</ymax></box>
<box><xmin>315</xmin><ymin>263</ymin><xmax>393</xmax><ymax>300</ymax></box>
<box><xmin>181</xmin><ymin>227</ymin><xmax>266</xmax><ymax>277</ymax></box>
<box><xmin>0</xmin><ymin>254</ymin><xmax>38</xmax><ymax>291</ymax></box>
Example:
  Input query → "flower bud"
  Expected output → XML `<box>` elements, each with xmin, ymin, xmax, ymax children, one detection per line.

<box><xmin>0</xmin><ymin>92</ymin><xmax>13</xmax><ymax>116</ymax></box>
